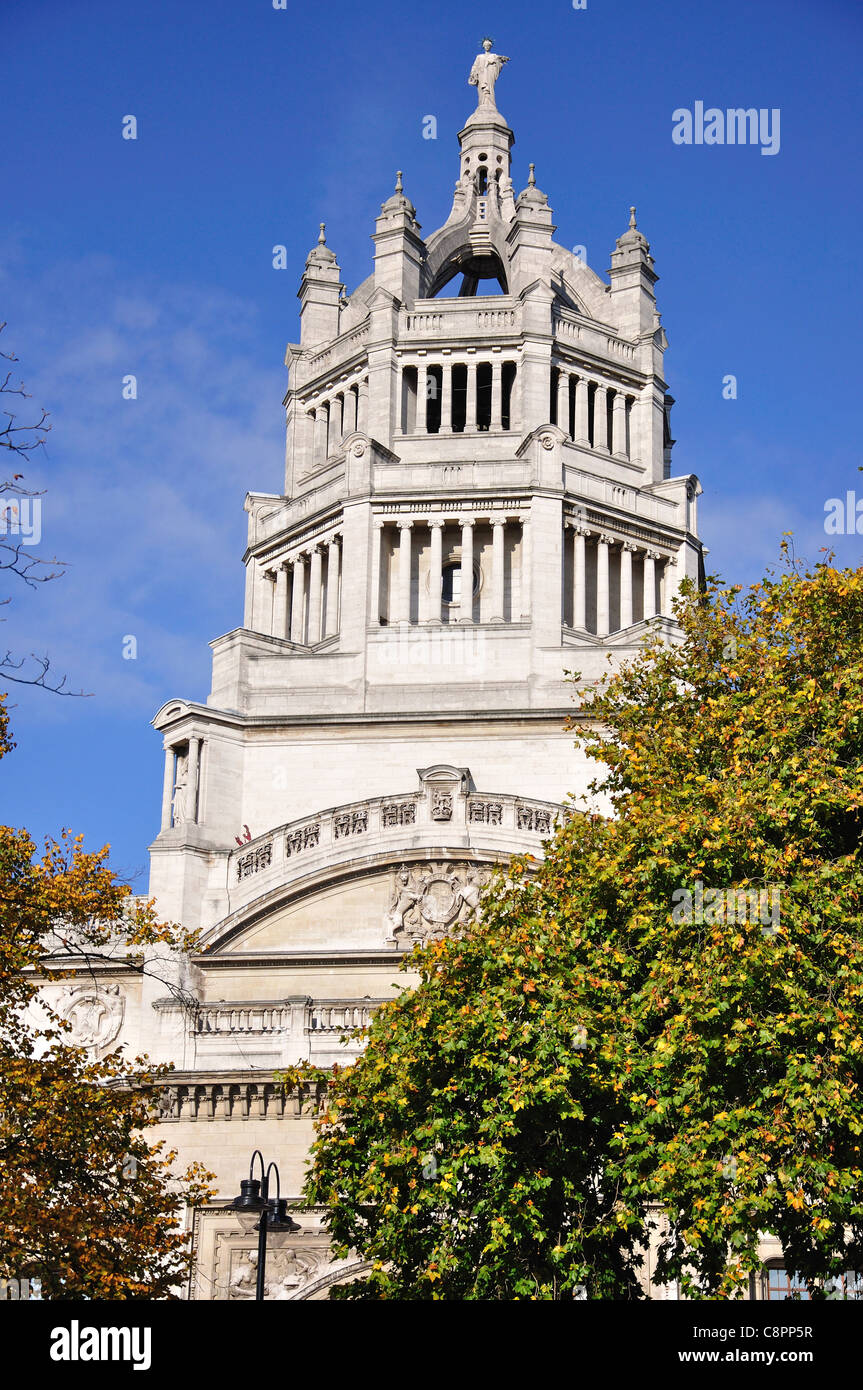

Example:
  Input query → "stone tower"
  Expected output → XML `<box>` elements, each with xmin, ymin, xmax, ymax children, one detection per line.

<box><xmin>124</xmin><ymin>43</ymin><xmax>703</xmax><ymax>1297</ymax></box>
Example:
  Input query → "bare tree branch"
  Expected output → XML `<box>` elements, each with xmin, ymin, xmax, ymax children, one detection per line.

<box><xmin>0</xmin><ymin>323</ymin><xmax>88</xmax><ymax>696</ymax></box>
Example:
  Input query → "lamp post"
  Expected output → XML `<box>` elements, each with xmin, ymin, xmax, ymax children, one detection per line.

<box><xmin>230</xmin><ymin>1150</ymin><xmax>301</xmax><ymax>1301</ymax></box>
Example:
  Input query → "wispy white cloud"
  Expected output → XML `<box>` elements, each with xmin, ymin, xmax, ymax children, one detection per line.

<box><xmin>1</xmin><ymin>249</ymin><xmax>284</xmax><ymax>716</ymax></box>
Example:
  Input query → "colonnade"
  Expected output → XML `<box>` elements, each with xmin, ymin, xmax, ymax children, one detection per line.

<box><xmin>554</xmin><ymin>367</ymin><xmax>635</xmax><ymax>459</ymax></box>
<box><xmin>306</xmin><ymin>376</ymin><xmax>368</xmax><ymax>469</ymax></box>
<box><xmin>370</xmin><ymin>514</ymin><xmax>523</xmax><ymax>626</ymax></box>
<box><xmin>566</xmin><ymin>520</ymin><xmax>668</xmax><ymax>636</ymax></box>
<box><xmin>253</xmin><ymin>535</ymin><xmax>341</xmax><ymax>644</ymax></box>
<box><xmin>400</xmin><ymin>358</ymin><xmax>517</xmax><ymax>434</ymax></box>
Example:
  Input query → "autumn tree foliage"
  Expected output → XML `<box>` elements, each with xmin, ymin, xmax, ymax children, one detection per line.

<box><xmin>306</xmin><ymin>551</ymin><xmax>863</xmax><ymax>1299</ymax></box>
<box><xmin>0</xmin><ymin>697</ymin><xmax>213</xmax><ymax>1298</ymax></box>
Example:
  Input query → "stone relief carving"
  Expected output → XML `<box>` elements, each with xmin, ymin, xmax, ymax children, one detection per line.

<box><xmin>236</xmin><ymin>843</ymin><xmax>272</xmax><ymax>879</ymax></box>
<box><xmin>228</xmin><ymin>1246</ymin><xmax>322</xmax><ymax>1301</ymax></box>
<box><xmin>333</xmin><ymin>809</ymin><xmax>368</xmax><ymax>839</ymax></box>
<box><xmin>430</xmin><ymin>789</ymin><xmax>453</xmax><ymax>821</ymax></box>
<box><xmin>381</xmin><ymin>801</ymin><xmax>417</xmax><ymax>827</ymax></box>
<box><xmin>57</xmin><ymin>982</ymin><xmax>124</xmax><ymax>1051</ymax></box>
<box><xmin>385</xmin><ymin>862</ymin><xmax>490</xmax><ymax>948</ymax></box>
<box><xmin>285</xmin><ymin>822</ymin><xmax>321</xmax><ymax>856</ymax></box>
<box><xmin>214</xmin><ymin>1231</ymin><xmax>364</xmax><ymax>1302</ymax></box>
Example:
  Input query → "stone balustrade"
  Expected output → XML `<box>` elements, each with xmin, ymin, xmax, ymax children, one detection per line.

<box><xmin>402</xmin><ymin>297</ymin><xmax>521</xmax><ymax>340</ymax></box>
<box><xmin>146</xmin><ymin>1072</ymin><xmax>329</xmax><ymax>1123</ymax></box>
<box><xmin>222</xmin><ymin>785</ymin><xmax>569</xmax><ymax>918</ymax></box>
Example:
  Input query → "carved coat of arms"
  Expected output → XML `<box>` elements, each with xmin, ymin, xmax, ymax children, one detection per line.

<box><xmin>385</xmin><ymin>862</ymin><xmax>489</xmax><ymax>948</ymax></box>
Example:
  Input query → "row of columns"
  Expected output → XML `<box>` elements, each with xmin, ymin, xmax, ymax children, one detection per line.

<box><xmin>308</xmin><ymin>376</ymin><xmax>368</xmax><ymax>467</ymax></box>
<box><xmin>258</xmin><ymin>536</ymin><xmax>341</xmax><ymax>644</ymax></box>
<box><xmin>370</xmin><ymin>515</ymin><xmax>521</xmax><ymax>626</ymax></box>
<box><xmin>568</xmin><ymin>522</ymin><xmax>666</xmax><ymax>637</ymax></box>
<box><xmin>410</xmin><ymin>358</ymin><xmax>514</xmax><ymax>434</ymax></box>
<box><xmin>555</xmin><ymin>367</ymin><xmax>633</xmax><ymax>459</ymax></box>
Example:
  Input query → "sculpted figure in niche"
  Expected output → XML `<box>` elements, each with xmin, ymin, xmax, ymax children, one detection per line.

<box><xmin>171</xmin><ymin>750</ymin><xmax>188</xmax><ymax>825</ymax></box>
<box><xmin>469</xmin><ymin>38</ymin><xmax>509</xmax><ymax>110</ymax></box>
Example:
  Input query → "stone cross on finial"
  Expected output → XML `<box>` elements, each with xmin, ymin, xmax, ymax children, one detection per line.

<box><xmin>469</xmin><ymin>37</ymin><xmax>509</xmax><ymax>110</ymax></box>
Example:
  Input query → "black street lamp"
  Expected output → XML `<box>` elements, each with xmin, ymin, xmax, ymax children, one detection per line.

<box><xmin>230</xmin><ymin>1150</ymin><xmax>301</xmax><ymax>1301</ymax></box>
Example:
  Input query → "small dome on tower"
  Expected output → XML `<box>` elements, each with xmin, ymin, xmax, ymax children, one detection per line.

<box><xmin>516</xmin><ymin>163</ymin><xmax>549</xmax><ymax>209</ymax></box>
<box><xmin>305</xmin><ymin>222</ymin><xmax>338</xmax><ymax>267</ymax></box>
<box><xmin>616</xmin><ymin>205</ymin><xmax>649</xmax><ymax>251</ymax></box>
<box><xmin>380</xmin><ymin>170</ymin><xmax>417</xmax><ymax>220</ymax></box>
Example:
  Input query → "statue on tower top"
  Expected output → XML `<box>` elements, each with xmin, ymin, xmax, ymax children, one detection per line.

<box><xmin>469</xmin><ymin>38</ymin><xmax>509</xmax><ymax>110</ymax></box>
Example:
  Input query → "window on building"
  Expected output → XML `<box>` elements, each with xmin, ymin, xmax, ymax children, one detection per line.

<box><xmin>441</xmin><ymin>561</ymin><xmax>479</xmax><ymax>606</ymax></box>
<box><xmin>765</xmin><ymin>1267</ymin><xmax>811</xmax><ymax>1300</ymax></box>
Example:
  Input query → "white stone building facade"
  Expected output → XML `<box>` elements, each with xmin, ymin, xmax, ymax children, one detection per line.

<box><xmin>57</xmin><ymin>45</ymin><xmax>726</xmax><ymax>1299</ymax></box>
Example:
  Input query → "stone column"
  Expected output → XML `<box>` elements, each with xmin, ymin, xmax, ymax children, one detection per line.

<box><xmin>186</xmin><ymin>736</ymin><xmax>201</xmax><ymax>825</ymax></box>
<box><xmin>440</xmin><ymin>361</ymin><xmax>452</xmax><ymax>433</ymax></box>
<box><xmin>491</xmin><ymin>360</ymin><xmax>502</xmax><ymax>431</ymax></box>
<box><xmin>357</xmin><ymin>377</ymin><xmax>369</xmax><ymax>434</ymax></box>
<box><xmin>369</xmin><ymin>520</ymin><xmax>383</xmax><ymax>625</ymax></box>
<box><xmin>594</xmin><ymin>384</ymin><xmax>609</xmax><ymax>452</ymax></box>
<box><xmin>458</xmin><ymin>516</ymin><xmax>474</xmax><ymax>623</ymax></box>
<box><xmin>313</xmin><ymin>405</ymin><xmax>327</xmax><ymax>465</ymax></box>
<box><xmin>343</xmin><ymin>386</ymin><xmax>357</xmax><ymax>436</ymax></box>
<box><xmin>574</xmin><ymin>377</ymin><xmax>589</xmax><ymax>445</ymax></box>
<box><xmin>161</xmin><ymin>746</ymin><xmax>175</xmax><ymax>831</ymax></box>
<box><xmin>261</xmin><ymin>568</ymin><xmax>275</xmax><ymax>635</ymax></box>
<box><xmin>397</xmin><ymin>519</ymin><xmax>413</xmax><ymax>626</ymax></box>
<box><xmin>327</xmin><ymin>400</ymin><xmax>340</xmax><ymax>457</ymax></box>
<box><xmin>325</xmin><ymin>537</ymin><xmax>340</xmax><ymax>636</ymax></box>
<box><xmin>643</xmin><ymin>549</ymin><xmax>658</xmax><ymax>620</ymax></box>
<box><xmin>273</xmin><ymin>563</ymin><xmax>289</xmax><ymax>638</ymax></box>
<box><xmin>596</xmin><ymin>534</ymin><xmax>611</xmax><ymax>637</ymax></box>
<box><xmin>519</xmin><ymin>512</ymin><xmax>531</xmax><ymax>620</ymax></box>
<box><xmin>428</xmin><ymin>519</ymin><xmax>444</xmax><ymax>623</ymax></box>
<box><xmin>308</xmin><ymin>545</ymin><xmax>323</xmax><ymax>643</ymax></box>
<box><xmin>557</xmin><ymin>368</ymin><xmax>569</xmax><ymax>436</ymax></box>
<box><xmin>612</xmin><ymin>390</ymin><xmax>628</xmax><ymax>458</ymax></box>
<box><xmin>290</xmin><ymin>555</ymin><xmax>306</xmax><ymax>643</ymax></box>
<box><xmin>573</xmin><ymin>525</ymin><xmax>587</xmax><ymax>630</ymax></box>
<box><xmin>416</xmin><ymin>364</ymin><xmax>428</xmax><ymax>434</ymax></box>
<box><xmin>620</xmin><ymin>542</ymin><xmax>635</xmax><ymax>629</ymax></box>
<box><xmin>491</xmin><ymin>518</ymin><xmax>506</xmax><ymax>622</ymax></box>
<box><xmin>466</xmin><ymin>359</ymin><xmax>477</xmax><ymax>431</ymax></box>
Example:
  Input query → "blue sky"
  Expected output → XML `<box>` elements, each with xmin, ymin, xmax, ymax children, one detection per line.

<box><xmin>3</xmin><ymin>0</ymin><xmax>862</xmax><ymax>883</ymax></box>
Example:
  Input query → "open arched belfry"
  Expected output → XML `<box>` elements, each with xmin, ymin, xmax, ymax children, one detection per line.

<box><xmin>115</xmin><ymin>41</ymin><xmax>704</xmax><ymax>1298</ymax></box>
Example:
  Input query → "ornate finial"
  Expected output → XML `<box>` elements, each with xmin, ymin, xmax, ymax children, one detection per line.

<box><xmin>528</xmin><ymin>163</ymin><xmax>536</xmax><ymax>187</ymax></box>
<box><xmin>318</xmin><ymin>222</ymin><xmax>327</xmax><ymax>245</ymax></box>
<box><xmin>629</xmin><ymin>206</ymin><xmax>637</xmax><ymax>229</ymax></box>
<box><xmin>395</xmin><ymin>170</ymin><xmax>403</xmax><ymax>194</ymax></box>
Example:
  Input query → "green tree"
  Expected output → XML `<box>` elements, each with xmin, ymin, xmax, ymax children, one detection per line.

<box><xmin>0</xmin><ymin>697</ymin><xmax>214</xmax><ymax>1299</ymax></box>
<box><xmin>305</xmin><ymin>550</ymin><xmax>863</xmax><ymax>1299</ymax></box>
